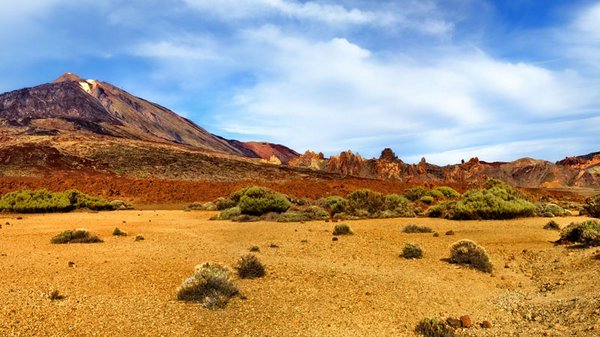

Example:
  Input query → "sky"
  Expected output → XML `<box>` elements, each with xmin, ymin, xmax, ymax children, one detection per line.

<box><xmin>1</xmin><ymin>0</ymin><xmax>599</xmax><ymax>164</ymax></box>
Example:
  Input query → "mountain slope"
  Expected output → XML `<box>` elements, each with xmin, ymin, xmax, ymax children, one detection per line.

<box><xmin>0</xmin><ymin>73</ymin><xmax>257</xmax><ymax>156</ymax></box>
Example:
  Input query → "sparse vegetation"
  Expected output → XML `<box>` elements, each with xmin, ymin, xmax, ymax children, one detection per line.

<box><xmin>559</xmin><ymin>220</ymin><xmax>600</xmax><ymax>247</ymax></box>
<box><xmin>235</xmin><ymin>254</ymin><xmax>265</xmax><ymax>279</ymax></box>
<box><xmin>544</xmin><ymin>220</ymin><xmax>561</xmax><ymax>231</ymax></box>
<box><xmin>332</xmin><ymin>223</ymin><xmax>352</xmax><ymax>236</ymax></box>
<box><xmin>112</xmin><ymin>227</ymin><xmax>127</xmax><ymax>236</ymax></box>
<box><xmin>277</xmin><ymin>206</ymin><xmax>328</xmax><ymax>222</ymax></box>
<box><xmin>449</xmin><ymin>239</ymin><xmax>492</xmax><ymax>273</ymax></box>
<box><xmin>415</xmin><ymin>317</ymin><xmax>456</xmax><ymax>337</ymax></box>
<box><xmin>237</xmin><ymin>186</ymin><xmax>291</xmax><ymax>215</ymax></box>
<box><xmin>434</xmin><ymin>186</ymin><xmax>461</xmax><ymax>199</ymax></box>
<box><xmin>249</xmin><ymin>245</ymin><xmax>260</xmax><ymax>252</ymax></box>
<box><xmin>320</xmin><ymin>196</ymin><xmax>348</xmax><ymax>218</ymax></box>
<box><xmin>49</xmin><ymin>290</ymin><xmax>65</xmax><ymax>301</ymax></box>
<box><xmin>0</xmin><ymin>189</ymin><xmax>115</xmax><ymax>213</ymax></box>
<box><xmin>176</xmin><ymin>262</ymin><xmax>239</xmax><ymax>309</ymax></box>
<box><xmin>447</xmin><ymin>179</ymin><xmax>536</xmax><ymax>220</ymax></box>
<box><xmin>537</xmin><ymin>203</ymin><xmax>568</xmax><ymax>217</ymax></box>
<box><xmin>383</xmin><ymin>194</ymin><xmax>416</xmax><ymax>217</ymax></box>
<box><xmin>583</xmin><ymin>194</ymin><xmax>600</xmax><ymax>218</ymax></box>
<box><xmin>51</xmin><ymin>229</ymin><xmax>102</xmax><ymax>244</ymax></box>
<box><xmin>401</xmin><ymin>243</ymin><xmax>424</xmax><ymax>259</ymax></box>
<box><xmin>420</xmin><ymin>195</ymin><xmax>434</xmax><ymax>204</ymax></box>
<box><xmin>347</xmin><ymin>189</ymin><xmax>385</xmax><ymax>216</ymax></box>
<box><xmin>403</xmin><ymin>224</ymin><xmax>433</xmax><ymax>233</ymax></box>
<box><xmin>134</xmin><ymin>234</ymin><xmax>145</xmax><ymax>241</ymax></box>
<box><xmin>404</xmin><ymin>187</ymin><xmax>428</xmax><ymax>201</ymax></box>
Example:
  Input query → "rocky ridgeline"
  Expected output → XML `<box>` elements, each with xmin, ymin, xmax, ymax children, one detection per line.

<box><xmin>288</xmin><ymin>148</ymin><xmax>600</xmax><ymax>188</ymax></box>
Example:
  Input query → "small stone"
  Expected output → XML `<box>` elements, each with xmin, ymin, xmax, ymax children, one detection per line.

<box><xmin>460</xmin><ymin>315</ymin><xmax>472</xmax><ymax>328</ymax></box>
<box><xmin>332</xmin><ymin>237</ymin><xmax>338</xmax><ymax>241</ymax></box>
<box><xmin>446</xmin><ymin>317</ymin><xmax>461</xmax><ymax>329</ymax></box>
<box><xmin>482</xmin><ymin>321</ymin><xmax>492</xmax><ymax>329</ymax></box>
<box><xmin>445</xmin><ymin>230</ymin><xmax>455</xmax><ymax>236</ymax></box>
<box><xmin>68</xmin><ymin>261</ymin><xmax>76</xmax><ymax>267</ymax></box>
<box><xmin>433</xmin><ymin>232</ymin><xmax>440</xmax><ymax>237</ymax></box>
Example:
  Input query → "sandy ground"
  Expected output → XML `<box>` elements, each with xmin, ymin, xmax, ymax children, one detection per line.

<box><xmin>0</xmin><ymin>211</ymin><xmax>599</xmax><ymax>336</ymax></box>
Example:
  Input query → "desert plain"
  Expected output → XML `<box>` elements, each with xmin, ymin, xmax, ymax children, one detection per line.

<box><xmin>1</xmin><ymin>210</ymin><xmax>598</xmax><ymax>336</ymax></box>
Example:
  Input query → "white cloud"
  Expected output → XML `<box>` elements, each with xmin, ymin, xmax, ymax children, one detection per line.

<box><xmin>183</xmin><ymin>0</ymin><xmax>452</xmax><ymax>35</ymax></box>
<box><xmin>203</xmin><ymin>27</ymin><xmax>596</xmax><ymax>163</ymax></box>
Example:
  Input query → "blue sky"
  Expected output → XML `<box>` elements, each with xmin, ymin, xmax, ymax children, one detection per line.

<box><xmin>1</xmin><ymin>0</ymin><xmax>599</xmax><ymax>164</ymax></box>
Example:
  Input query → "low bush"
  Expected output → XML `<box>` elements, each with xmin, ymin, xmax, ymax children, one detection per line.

<box><xmin>415</xmin><ymin>317</ymin><xmax>456</xmax><ymax>337</ymax></box>
<box><xmin>235</xmin><ymin>254</ymin><xmax>265</xmax><ymax>279</ymax></box>
<box><xmin>583</xmin><ymin>194</ymin><xmax>600</xmax><ymax>218</ymax></box>
<box><xmin>277</xmin><ymin>206</ymin><xmax>328</xmax><ymax>222</ymax></box>
<box><xmin>215</xmin><ymin>197</ymin><xmax>237</xmax><ymax>211</ymax></box>
<box><xmin>319</xmin><ymin>196</ymin><xmax>348</xmax><ymax>218</ymax></box>
<box><xmin>559</xmin><ymin>220</ymin><xmax>600</xmax><ymax>247</ymax></box>
<box><xmin>537</xmin><ymin>203</ymin><xmax>567</xmax><ymax>217</ymax></box>
<box><xmin>134</xmin><ymin>234</ymin><xmax>145</xmax><ymax>241</ymax></box>
<box><xmin>215</xmin><ymin>207</ymin><xmax>242</xmax><ymax>220</ymax></box>
<box><xmin>347</xmin><ymin>189</ymin><xmax>385</xmax><ymax>216</ymax></box>
<box><xmin>176</xmin><ymin>262</ymin><xmax>239</xmax><ymax>309</ymax></box>
<box><xmin>434</xmin><ymin>186</ymin><xmax>461</xmax><ymax>199</ymax></box>
<box><xmin>403</xmin><ymin>224</ymin><xmax>433</xmax><ymax>233</ymax></box>
<box><xmin>237</xmin><ymin>186</ymin><xmax>291</xmax><ymax>215</ymax></box>
<box><xmin>404</xmin><ymin>187</ymin><xmax>428</xmax><ymax>201</ymax></box>
<box><xmin>384</xmin><ymin>194</ymin><xmax>416</xmax><ymax>217</ymax></box>
<box><xmin>543</xmin><ymin>220</ymin><xmax>561</xmax><ymax>231</ymax></box>
<box><xmin>420</xmin><ymin>196</ymin><xmax>434</xmax><ymax>204</ymax></box>
<box><xmin>332</xmin><ymin>223</ymin><xmax>352</xmax><ymax>236</ymax></box>
<box><xmin>112</xmin><ymin>227</ymin><xmax>127</xmax><ymax>236</ymax></box>
<box><xmin>449</xmin><ymin>240</ymin><xmax>492</xmax><ymax>273</ymax></box>
<box><xmin>401</xmin><ymin>243</ymin><xmax>423</xmax><ymax>259</ymax></box>
<box><xmin>51</xmin><ymin>229</ymin><xmax>103</xmax><ymax>244</ymax></box>
<box><xmin>449</xmin><ymin>180</ymin><xmax>536</xmax><ymax>220</ymax></box>
<box><xmin>426</xmin><ymin>202</ymin><xmax>453</xmax><ymax>218</ymax></box>
<box><xmin>0</xmin><ymin>189</ymin><xmax>114</xmax><ymax>213</ymax></box>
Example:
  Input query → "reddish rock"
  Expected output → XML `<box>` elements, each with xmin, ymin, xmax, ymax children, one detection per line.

<box><xmin>445</xmin><ymin>230</ymin><xmax>455</xmax><ymax>236</ymax></box>
<box><xmin>481</xmin><ymin>320</ymin><xmax>492</xmax><ymax>329</ymax></box>
<box><xmin>460</xmin><ymin>315</ymin><xmax>472</xmax><ymax>328</ymax></box>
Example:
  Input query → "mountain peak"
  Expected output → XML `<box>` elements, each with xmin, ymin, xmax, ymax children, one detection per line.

<box><xmin>53</xmin><ymin>72</ymin><xmax>85</xmax><ymax>83</ymax></box>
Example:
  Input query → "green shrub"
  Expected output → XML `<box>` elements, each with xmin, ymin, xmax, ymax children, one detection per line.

<box><xmin>543</xmin><ymin>220</ymin><xmax>561</xmax><ymax>231</ymax></box>
<box><xmin>215</xmin><ymin>207</ymin><xmax>242</xmax><ymax>220</ymax></box>
<box><xmin>404</xmin><ymin>187</ymin><xmax>428</xmax><ymax>201</ymax></box>
<box><xmin>450</xmin><ymin>180</ymin><xmax>536</xmax><ymax>220</ymax></box>
<box><xmin>403</xmin><ymin>224</ymin><xmax>433</xmax><ymax>233</ymax></box>
<box><xmin>176</xmin><ymin>262</ymin><xmax>239</xmax><ymax>309</ymax></box>
<box><xmin>384</xmin><ymin>194</ymin><xmax>416</xmax><ymax>217</ymax></box>
<box><xmin>449</xmin><ymin>239</ymin><xmax>492</xmax><ymax>273</ymax></box>
<box><xmin>415</xmin><ymin>317</ymin><xmax>456</xmax><ymax>337</ymax></box>
<box><xmin>184</xmin><ymin>202</ymin><xmax>204</xmax><ymax>211</ymax></box>
<box><xmin>426</xmin><ymin>202</ymin><xmax>453</xmax><ymax>218</ymax></box>
<box><xmin>277</xmin><ymin>206</ymin><xmax>328</xmax><ymax>222</ymax></box>
<box><xmin>332</xmin><ymin>223</ymin><xmax>352</xmax><ymax>236</ymax></box>
<box><xmin>434</xmin><ymin>186</ymin><xmax>461</xmax><ymax>199</ymax></box>
<box><xmin>559</xmin><ymin>220</ymin><xmax>600</xmax><ymax>247</ymax></box>
<box><xmin>537</xmin><ymin>203</ymin><xmax>567</xmax><ymax>217</ymax></box>
<box><xmin>420</xmin><ymin>195</ymin><xmax>434</xmax><ymax>204</ymax></box>
<box><xmin>427</xmin><ymin>189</ymin><xmax>444</xmax><ymax>199</ymax></box>
<box><xmin>235</xmin><ymin>254</ymin><xmax>265</xmax><ymax>279</ymax></box>
<box><xmin>402</xmin><ymin>243</ymin><xmax>424</xmax><ymax>259</ymax></box>
<box><xmin>112</xmin><ymin>227</ymin><xmax>127</xmax><ymax>236</ymax></box>
<box><xmin>215</xmin><ymin>197</ymin><xmax>237</xmax><ymax>211</ymax></box>
<box><xmin>319</xmin><ymin>196</ymin><xmax>348</xmax><ymax>217</ymax></box>
<box><xmin>584</xmin><ymin>194</ymin><xmax>600</xmax><ymax>218</ymax></box>
<box><xmin>51</xmin><ymin>229</ymin><xmax>103</xmax><ymax>244</ymax></box>
<box><xmin>237</xmin><ymin>186</ymin><xmax>291</xmax><ymax>215</ymax></box>
<box><xmin>346</xmin><ymin>189</ymin><xmax>384</xmax><ymax>216</ymax></box>
<box><xmin>0</xmin><ymin>189</ymin><xmax>113</xmax><ymax>213</ymax></box>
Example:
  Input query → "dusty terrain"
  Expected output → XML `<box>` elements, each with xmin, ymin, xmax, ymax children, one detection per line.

<box><xmin>0</xmin><ymin>211</ymin><xmax>598</xmax><ymax>336</ymax></box>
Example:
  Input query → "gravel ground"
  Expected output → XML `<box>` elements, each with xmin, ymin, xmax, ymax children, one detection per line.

<box><xmin>0</xmin><ymin>212</ymin><xmax>598</xmax><ymax>336</ymax></box>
